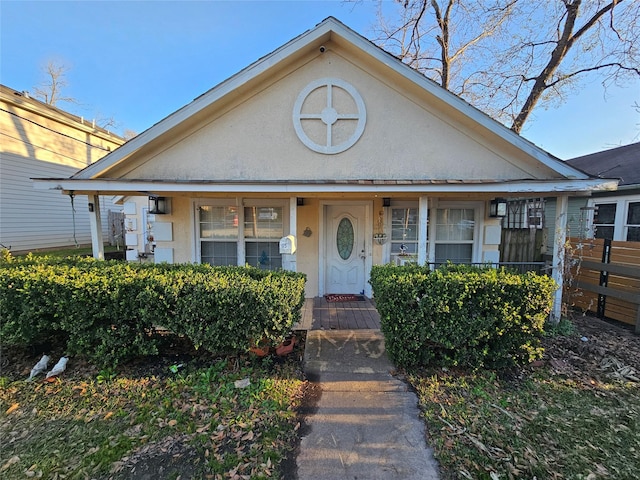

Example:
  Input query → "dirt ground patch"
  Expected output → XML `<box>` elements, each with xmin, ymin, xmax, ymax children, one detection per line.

<box><xmin>543</xmin><ymin>313</ymin><xmax>640</xmax><ymax>382</ymax></box>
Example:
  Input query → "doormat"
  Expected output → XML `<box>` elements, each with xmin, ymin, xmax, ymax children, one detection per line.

<box><xmin>324</xmin><ymin>294</ymin><xmax>366</xmax><ymax>302</ymax></box>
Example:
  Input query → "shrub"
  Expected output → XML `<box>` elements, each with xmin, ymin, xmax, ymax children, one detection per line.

<box><xmin>0</xmin><ymin>254</ymin><xmax>306</xmax><ymax>367</ymax></box>
<box><xmin>370</xmin><ymin>264</ymin><xmax>556</xmax><ymax>369</ymax></box>
<box><xmin>0</xmin><ymin>261</ymin><xmax>68</xmax><ymax>348</ymax></box>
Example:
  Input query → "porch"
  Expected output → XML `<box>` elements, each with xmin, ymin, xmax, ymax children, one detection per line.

<box><xmin>293</xmin><ymin>297</ymin><xmax>381</xmax><ymax>331</ymax></box>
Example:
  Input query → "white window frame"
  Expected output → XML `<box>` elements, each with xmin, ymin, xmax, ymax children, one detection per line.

<box><xmin>525</xmin><ymin>200</ymin><xmax>544</xmax><ymax>229</ymax></box>
<box><xmin>383</xmin><ymin>201</ymin><xmax>420</xmax><ymax>265</ymax></box>
<box><xmin>431</xmin><ymin>201</ymin><xmax>483</xmax><ymax>265</ymax></box>
<box><xmin>193</xmin><ymin>198</ymin><xmax>288</xmax><ymax>268</ymax></box>
<box><xmin>591</xmin><ymin>201</ymin><xmax>617</xmax><ymax>240</ymax></box>
<box><xmin>194</xmin><ymin>198</ymin><xmax>241</xmax><ymax>266</ymax></box>
<box><xmin>587</xmin><ymin>195</ymin><xmax>640</xmax><ymax>241</ymax></box>
<box><xmin>242</xmin><ymin>199</ymin><xmax>289</xmax><ymax>270</ymax></box>
<box><xmin>624</xmin><ymin>200</ymin><xmax>640</xmax><ymax>242</ymax></box>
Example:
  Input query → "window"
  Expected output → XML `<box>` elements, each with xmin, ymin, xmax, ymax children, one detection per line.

<box><xmin>526</xmin><ymin>201</ymin><xmax>544</xmax><ymax>228</ymax></box>
<box><xmin>199</xmin><ymin>205</ymin><xmax>238</xmax><ymax>266</ymax></box>
<box><xmin>336</xmin><ymin>217</ymin><xmax>355</xmax><ymax>260</ymax></box>
<box><xmin>244</xmin><ymin>206</ymin><xmax>284</xmax><ymax>270</ymax></box>
<box><xmin>626</xmin><ymin>202</ymin><xmax>640</xmax><ymax>241</ymax></box>
<box><xmin>390</xmin><ymin>207</ymin><xmax>419</xmax><ymax>260</ymax></box>
<box><xmin>593</xmin><ymin>203</ymin><xmax>616</xmax><ymax>240</ymax></box>
<box><xmin>434</xmin><ymin>208</ymin><xmax>475</xmax><ymax>263</ymax></box>
<box><xmin>198</xmin><ymin>202</ymin><xmax>287</xmax><ymax>270</ymax></box>
<box><xmin>503</xmin><ymin>198</ymin><xmax>544</xmax><ymax>229</ymax></box>
<box><xmin>587</xmin><ymin>196</ymin><xmax>640</xmax><ymax>242</ymax></box>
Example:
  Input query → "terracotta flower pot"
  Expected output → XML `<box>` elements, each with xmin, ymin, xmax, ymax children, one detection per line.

<box><xmin>249</xmin><ymin>345</ymin><xmax>270</xmax><ymax>357</ymax></box>
<box><xmin>276</xmin><ymin>335</ymin><xmax>296</xmax><ymax>356</ymax></box>
<box><xmin>249</xmin><ymin>338</ymin><xmax>271</xmax><ymax>357</ymax></box>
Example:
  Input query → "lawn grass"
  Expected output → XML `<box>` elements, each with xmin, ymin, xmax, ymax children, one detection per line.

<box><xmin>0</xmin><ymin>357</ymin><xmax>304</xmax><ymax>479</ymax></box>
<box><xmin>410</xmin><ymin>367</ymin><xmax>640</xmax><ymax>479</ymax></box>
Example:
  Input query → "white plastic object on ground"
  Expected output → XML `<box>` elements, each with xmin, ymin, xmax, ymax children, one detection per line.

<box><xmin>28</xmin><ymin>355</ymin><xmax>50</xmax><ymax>380</ymax></box>
<box><xmin>234</xmin><ymin>378</ymin><xmax>251</xmax><ymax>388</ymax></box>
<box><xmin>46</xmin><ymin>357</ymin><xmax>69</xmax><ymax>379</ymax></box>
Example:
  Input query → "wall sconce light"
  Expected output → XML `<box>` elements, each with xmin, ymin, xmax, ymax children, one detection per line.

<box><xmin>148</xmin><ymin>196</ymin><xmax>167</xmax><ymax>214</ymax></box>
<box><xmin>297</xmin><ymin>197</ymin><xmax>304</xmax><ymax>206</ymax></box>
<box><xmin>489</xmin><ymin>198</ymin><xmax>507</xmax><ymax>218</ymax></box>
<box><xmin>382</xmin><ymin>197</ymin><xmax>391</xmax><ymax>207</ymax></box>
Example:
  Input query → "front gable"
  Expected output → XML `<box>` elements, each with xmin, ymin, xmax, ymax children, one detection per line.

<box><xmin>76</xmin><ymin>17</ymin><xmax>587</xmax><ymax>186</ymax></box>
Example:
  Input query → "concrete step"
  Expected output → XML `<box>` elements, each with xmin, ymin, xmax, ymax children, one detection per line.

<box><xmin>303</xmin><ymin>329</ymin><xmax>391</xmax><ymax>378</ymax></box>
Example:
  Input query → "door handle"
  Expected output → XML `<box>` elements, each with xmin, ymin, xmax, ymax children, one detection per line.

<box><xmin>360</xmin><ymin>249</ymin><xmax>366</xmax><ymax>260</ymax></box>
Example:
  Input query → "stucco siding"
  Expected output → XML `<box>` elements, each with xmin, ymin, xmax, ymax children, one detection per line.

<box><xmin>114</xmin><ymin>50</ymin><xmax>559</xmax><ymax>183</ymax></box>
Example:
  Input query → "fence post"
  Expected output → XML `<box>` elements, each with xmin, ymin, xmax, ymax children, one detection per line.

<box><xmin>597</xmin><ymin>238</ymin><xmax>612</xmax><ymax>318</ymax></box>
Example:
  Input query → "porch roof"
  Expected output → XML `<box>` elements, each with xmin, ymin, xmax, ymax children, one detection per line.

<box><xmin>32</xmin><ymin>176</ymin><xmax>618</xmax><ymax>196</ymax></box>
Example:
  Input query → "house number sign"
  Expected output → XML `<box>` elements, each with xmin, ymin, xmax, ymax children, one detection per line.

<box><xmin>292</xmin><ymin>78</ymin><xmax>366</xmax><ymax>155</ymax></box>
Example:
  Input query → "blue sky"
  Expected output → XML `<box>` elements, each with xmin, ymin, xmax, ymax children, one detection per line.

<box><xmin>1</xmin><ymin>0</ymin><xmax>638</xmax><ymax>160</ymax></box>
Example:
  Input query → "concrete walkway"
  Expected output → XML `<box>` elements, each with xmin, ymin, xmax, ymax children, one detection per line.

<box><xmin>296</xmin><ymin>330</ymin><xmax>440</xmax><ymax>479</ymax></box>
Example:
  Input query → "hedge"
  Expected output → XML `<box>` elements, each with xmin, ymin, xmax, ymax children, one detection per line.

<box><xmin>0</xmin><ymin>253</ymin><xmax>306</xmax><ymax>367</ymax></box>
<box><xmin>370</xmin><ymin>263</ymin><xmax>556</xmax><ymax>369</ymax></box>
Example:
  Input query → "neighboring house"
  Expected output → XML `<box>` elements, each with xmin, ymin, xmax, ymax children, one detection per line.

<box><xmin>33</xmin><ymin>18</ymin><xmax>617</xmax><ymax>319</ymax></box>
<box><xmin>0</xmin><ymin>84</ymin><xmax>126</xmax><ymax>253</ymax></box>
<box><xmin>566</xmin><ymin>142</ymin><xmax>640</xmax><ymax>242</ymax></box>
<box><xmin>540</xmin><ymin>141</ymin><xmax>639</xmax><ymax>256</ymax></box>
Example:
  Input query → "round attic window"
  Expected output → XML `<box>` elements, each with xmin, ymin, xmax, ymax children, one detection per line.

<box><xmin>292</xmin><ymin>78</ymin><xmax>366</xmax><ymax>155</ymax></box>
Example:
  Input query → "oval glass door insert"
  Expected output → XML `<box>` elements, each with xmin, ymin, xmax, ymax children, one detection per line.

<box><xmin>336</xmin><ymin>217</ymin><xmax>354</xmax><ymax>260</ymax></box>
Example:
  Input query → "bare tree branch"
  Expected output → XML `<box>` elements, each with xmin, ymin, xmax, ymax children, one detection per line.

<box><xmin>545</xmin><ymin>62</ymin><xmax>640</xmax><ymax>88</ymax></box>
<box><xmin>33</xmin><ymin>61</ymin><xmax>78</xmax><ymax>106</ymax></box>
<box><xmin>511</xmin><ymin>0</ymin><xmax>637</xmax><ymax>132</ymax></box>
<box><xmin>368</xmin><ymin>0</ymin><xmax>639</xmax><ymax>133</ymax></box>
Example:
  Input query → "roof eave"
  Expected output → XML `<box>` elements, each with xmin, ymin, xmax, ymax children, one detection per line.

<box><xmin>32</xmin><ymin>177</ymin><xmax>618</xmax><ymax>196</ymax></box>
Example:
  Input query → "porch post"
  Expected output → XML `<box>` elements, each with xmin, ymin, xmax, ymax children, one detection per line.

<box><xmin>281</xmin><ymin>197</ymin><xmax>297</xmax><ymax>272</ymax></box>
<box><xmin>427</xmin><ymin>197</ymin><xmax>438</xmax><ymax>265</ymax></box>
<box><xmin>418</xmin><ymin>196</ymin><xmax>429</xmax><ymax>265</ymax></box>
<box><xmin>551</xmin><ymin>195</ymin><xmax>569</xmax><ymax>323</ymax></box>
<box><xmin>88</xmin><ymin>194</ymin><xmax>104</xmax><ymax>260</ymax></box>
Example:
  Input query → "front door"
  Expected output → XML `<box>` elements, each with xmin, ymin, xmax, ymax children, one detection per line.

<box><xmin>325</xmin><ymin>204</ymin><xmax>367</xmax><ymax>294</ymax></box>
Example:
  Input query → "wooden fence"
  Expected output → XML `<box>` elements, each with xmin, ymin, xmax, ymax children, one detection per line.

<box><xmin>500</xmin><ymin>228</ymin><xmax>545</xmax><ymax>263</ymax></box>
<box><xmin>565</xmin><ymin>237</ymin><xmax>640</xmax><ymax>332</ymax></box>
<box><xmin>108</xmin><ymin>210</ymin><xmax>125</xmax><ymax>247</ymax></box>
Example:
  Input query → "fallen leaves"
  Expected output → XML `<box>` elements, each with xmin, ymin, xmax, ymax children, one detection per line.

<box><xmin>413</xmin><ymin>315</ymin><xmax>640</xmax><ymax>480</ymax></box>
<box><xmin>1</xmin><ymin>455</ymin><xmax>20</xmax><ymax>471</ymax></box>
<box><xmin>24</xmin><ymin>464</ymin><xmax>43</xmax><ymax>478</ymax></box>
<box><xmin>1</xmin><ymin>353</ymin><xmax>306</xmax><ymax>479</ymax></box>
<box><xmin>599</xmin><ymin>356</ymin><xmax>639</xmax><ymax>382</ymax></box>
